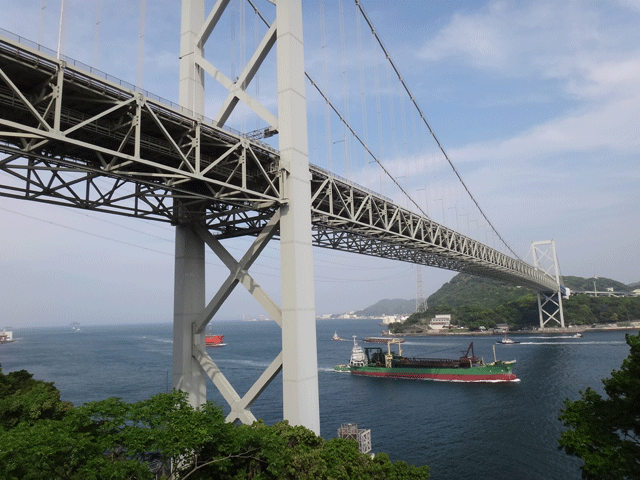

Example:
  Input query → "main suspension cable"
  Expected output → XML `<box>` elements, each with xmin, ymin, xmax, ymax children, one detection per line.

<box><xmin>354</xmin><ymin>0</ymin><xmax>521</xmax><ymax>260</ymax></box>
<box><xmin>246</xmin><ymin>0</ymin><xmax>429</xmax><ymax>219</ymax></box>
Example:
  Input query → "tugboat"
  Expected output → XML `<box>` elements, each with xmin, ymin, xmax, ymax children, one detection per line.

<box><xmin>496</xmin><ymin>329</ymin><xmax>519</xmax><ymax>344</ymax></box>
<box><xmin>334</xmin><ymin>336</ymin><xmax>368</xmax><ymax>372</ymax></box>
<box><xmin>332</xmin><ymin>331</ymin><xmax>345</xmax><ymax>341</ymax></box>
<box><xmin>337</xmin><ymin>337</ymin><xmax>517</xmax><ymax>382</ymax></box>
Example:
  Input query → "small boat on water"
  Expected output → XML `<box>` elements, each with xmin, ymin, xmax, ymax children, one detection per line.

<box><xmin>205</xmin><ymin>326</ymin><xmax>225</xmax><ymax>347</ymax></box>
<box><xmin>334</xmin><ymin>336</ymin><xmax>368</xmax><ymax>372</ymax></box>
<box><xmin>335</xmin><ymin>337</ymin><xmax>516</xmax><ymax>382</ymax></box>
<box><xmin>0</xmin><ymin>329</ymin><xmax>14</xmax><ymax>344</ymax></box>
<box><xmin>496</xmin><ymin>336</ymin><xmax>519</xmax><ymax>345</ymax></box>
<box><xmin>573</xmin><ymin>333</ymin><xmax>583</xmax><ymax>338</ymax></box>
<box><xmin>332</xmin><ymin>331</ymin><xmax>345</xmax><ymax>341</ymax></box>
<box><xmin>496</xmin><ymin>330</ymin><xmax>519</xmax><ymax>344</ymax></box>
<box><xmin>206</xmin><ymin>334</ymin><xmax>225</xmax><ymax>347</ymax></box>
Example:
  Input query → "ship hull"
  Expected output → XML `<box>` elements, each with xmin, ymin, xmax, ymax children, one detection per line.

<box><xmin>350</xmin><ymin>364</ymin><xmax>516</xmax><ymax>382</ymax></box>
<box><xmin>364</xmin><ymin>337</ymin><xmax>405</xmax><ymax>343</ymax></box>
<box><xmin>205</xmin><ymin>334</ymin><xmax>225</xmax><ymax>347</ymax></box>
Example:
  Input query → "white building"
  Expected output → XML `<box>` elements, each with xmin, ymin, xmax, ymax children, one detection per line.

<box><xmin>430</xmin><ymin>314</ymin><xmax>451</xmax><ymax>330</ymax></box>
<box><xmin>382</xmin><ymin>315</ymin><xmax>408</xmax><ymax>325</ymax></box>
<box><xmin>381</xmin><ymin>315</ymin><xmax>399</xmax><ymax>325</ymax></box>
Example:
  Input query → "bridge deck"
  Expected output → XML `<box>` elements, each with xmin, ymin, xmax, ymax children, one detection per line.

<box><xmin>0</xmin><ymin>33</ymin><xmax>558</xmax><ymax>292</ymax></box>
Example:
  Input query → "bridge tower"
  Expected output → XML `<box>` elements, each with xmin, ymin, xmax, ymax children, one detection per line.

<box><xmin>416</xmin><ymin>265</ymin><xmax>426</xmax><ymax>313</ymax></box>
<box><xmin>530</xmin><ymin>240</ymin><xmax>565</xmax><ymax>329</ymax></box>
<box><xmin>174</xmin><ymin>0</ymin><xmax>319</xmax><ymax>433</ymax></box>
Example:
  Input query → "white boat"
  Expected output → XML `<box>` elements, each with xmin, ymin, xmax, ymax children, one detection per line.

<box><xmin>334</xmin><ymin>336</ymin><xmax>367</xmax><ymax>371</ymax></box>
<box><xmin>0</xmin><ymin>329</ymin><xmax>14</xmax><ymax>344</ymax></box>
<box><xmin>332</xmin><ymin>331</ymin><xmax>344</xmax><ymax>341</ymax></box>
<box><xmin>573</xmin><ymin>333</ymin><xmax>583</xmax><ymax>338</ymax></box>
<box><xmin>496</xmin><ymin>331</ymin><xmax>519</xmax><ymax>344</ymax></box>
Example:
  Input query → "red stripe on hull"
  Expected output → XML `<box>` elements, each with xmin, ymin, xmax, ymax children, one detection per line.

<box><xmin>350</xmin><ymin>370</ymin><xmax>516</xmax><ymax>382</ymax></box>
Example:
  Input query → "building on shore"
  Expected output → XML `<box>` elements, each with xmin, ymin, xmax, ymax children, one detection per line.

<box><xmin>381</xmin><ymin>315</ymin><xmax>407</xmax><ymax>325</ymax></box>
<box><xmin>494</xmin><ymin>323</ymin><xmax>509</xmax><ymax>334</ymax></box>
<box><xmin>429</xmin><ymin>314</ymin><xmax>451</xmax><ymax>330</ymax></box>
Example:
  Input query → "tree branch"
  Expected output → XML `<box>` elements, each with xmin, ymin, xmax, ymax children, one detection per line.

<box><xmin>176</xmin><ymin>450</ymin><xmax>260</xmax><ymax>480</ymax></box>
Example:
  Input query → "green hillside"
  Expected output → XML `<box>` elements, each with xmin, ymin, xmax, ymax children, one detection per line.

<box><xmin>562</xmin><ymin>276</ymin><xmax>631</xmax><ymax>292</ymax></box>
<box><xmin>426</xmin><ymin>274</ymin><xmax>526</xmax><ymax>309</ymax></box>
<box><xmin>387</xmin><ymin>273</ymin><xmax>640</xmax><ymax>332</ymax></box>
<box><xmin>354</xmin><ymin>298</ymin><xmax>416</xmax><ymax>317</ymax></box>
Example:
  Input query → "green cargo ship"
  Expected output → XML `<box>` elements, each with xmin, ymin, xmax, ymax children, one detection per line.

<box><xmin>335</xmin><ymin>337</ymin><xmax>517</xmax><ymax>382</ymax></box>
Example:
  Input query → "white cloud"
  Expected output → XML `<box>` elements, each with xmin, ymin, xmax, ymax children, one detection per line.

<box><xmin>616</xmin><ymin>0</ymin><xmax>640</xmax><ymax>13</ymax></box>
<box><xmin>1</xmin><ymin>0</ymin><xmax>640</xmax><ymax>328</ymax></box>
<box><xmin>449</xmin><ymin>89</ymin><xmax>640</xmax><ymax>167</ymax></box>
<box><xmin>417</xmin><ymin>0</ymin><xmax>640</xmax><ymax>101</ymax></box>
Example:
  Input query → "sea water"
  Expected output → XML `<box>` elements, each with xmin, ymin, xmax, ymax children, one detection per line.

<box><xmin>0</xmin><ymin>319</ymin><xmax>634</xmax><ymax>480</ymax></box>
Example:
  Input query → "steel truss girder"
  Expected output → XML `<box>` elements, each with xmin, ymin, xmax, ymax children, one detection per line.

<box><xmin>309</xmin><ymin>169</ymin><xmax>559</xmax><ymax>292</ymax></box>
<box><xmin>0</xmin><ymin>35</ymin><xmax>282</xmax><ymax>230</ymax></box>
<box><xmin>0</xmin><ymin>33</ymin><xmax>559</xmax><ymax>291</ymax></box>
<box><xmin>189</xmin><ymin>211</ymin><xmax>283</xmax><ymax>424</ymax></box>
<box><xmin>195</xmin><ymin>0</ymin><xmax>278</xmax><ymax>130</ymax></box>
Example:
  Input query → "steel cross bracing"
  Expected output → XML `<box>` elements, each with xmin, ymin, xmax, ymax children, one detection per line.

<box><xmin>0</xmin><ymin>35</ymin><xmax>282</xmax><ymax>234</ymax></box>
<box><xmin>0</xmin><ymin>34</ymin><xmax>558</xmax><ymax>293</ymax></box>
<box><xmin>531</xmin><ymin>240</ymin><xmax>566</xmax><ymax>328</ymax></box>
<box><xmin>309</xmin><ymin>166</ymin><xmax>557</xmax><ymax>292</ymax></box>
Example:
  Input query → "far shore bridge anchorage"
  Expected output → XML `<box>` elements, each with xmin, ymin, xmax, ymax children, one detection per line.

<box><xmin>0</xmin><ymin>0</ymin><xmax>567</xmax><ymax>434</ymax></box>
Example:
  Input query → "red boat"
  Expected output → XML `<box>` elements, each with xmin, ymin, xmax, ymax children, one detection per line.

<box><xmin>205</xmin><ymin>334</ymin><xmax>225</xmax><ymax>347</ymax></box>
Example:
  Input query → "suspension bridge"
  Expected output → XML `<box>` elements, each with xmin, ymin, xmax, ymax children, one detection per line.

<box><xmin>0</xmin><ymin>0</ymin><xmax>566</xmax><ymax>434</ymax></box>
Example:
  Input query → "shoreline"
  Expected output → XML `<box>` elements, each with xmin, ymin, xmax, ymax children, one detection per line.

<box><xmin>391</xmin><ymin>325</ymin><xmax>640</xmax><ymax>337</ymax></box>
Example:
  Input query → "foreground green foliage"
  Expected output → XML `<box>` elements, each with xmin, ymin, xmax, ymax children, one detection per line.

<box><xmin>0</xmin><ymin>367</ymin><xmax>72</xmax><ymax>429</ymax></box>
<box><xmin>558</xmin><ymin>332</ymin><xmax>640</xmax><ymax>479</ymax></box>
<box><xmin>0</xmin><ymin>365</ymin><xmax>429</xmax><ymax>479</ymax></box>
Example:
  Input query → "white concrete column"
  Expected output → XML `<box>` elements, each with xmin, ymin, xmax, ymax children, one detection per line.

<box><xmin>276</xmin><ymin>0</ymin><xmax>320</xmax><ymax>434</ymax></box>
<box><xmin>180</xmin><ymin>0</ymin><xmax>204</xmax><ymax>117</ymax></box>
<box><xmin>174</xmin><ymin>0</ymin><xmax>207</xmax><ymax>408</ymax></box>
<box><xmin>173</xmin><ymin>225</ymin><xmax>206</xmax><ymax>407</ymax></box>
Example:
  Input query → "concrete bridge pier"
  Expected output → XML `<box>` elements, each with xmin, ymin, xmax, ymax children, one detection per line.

<box><xmin>170</xmin><ymin>0</ymin><xmax>320</xmax><ymax>434</ymax></box>
<box><xmin>276</xmin><ymin>0</ymin><xmax>320</xmax><ymax>434</ymax></box>
<box><xmin>172</xmin><ymin>224</ymin><xmax>207</xmax><ymax>407</ymax></box>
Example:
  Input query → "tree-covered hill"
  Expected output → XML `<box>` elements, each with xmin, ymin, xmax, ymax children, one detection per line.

<box><xmin>562</xmin><ymin>276</ymin><xmax>631</xmax><ymax>293</ymax></box>
<box><xmin>383</xmin><ymin>273</ymin><xmax>640</xmax><ymax>332</ymax></box>
<box><xmin>354</xmin><ymin>298</ymin><xmax>416</xmax><ymax>317</ymax></box>
<box><xmin>351</xmin><ymin>273</ymin><xmax>639</xmax><ymax>331</ymax></box>
<box><xmin>425</xmin><ymin>274</ymin><xmax>526</xmax><ymax>310</ymax></box>
<box><xmin>393</xmin><ymin>293</ymin><xmax>640</xmax><ymax>333</ymax></box>
<box><xmin>351</xmin><ymin>274</ymin><xmax>534</xmax><ymax>317</ymax></box>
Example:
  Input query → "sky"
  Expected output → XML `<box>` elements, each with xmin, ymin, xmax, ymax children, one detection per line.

<box><xmin>0</xmin><ymin>0</ymin><xmax>638</xmax><ymax>328</ymax></box>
